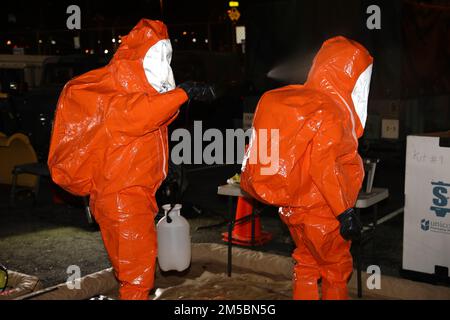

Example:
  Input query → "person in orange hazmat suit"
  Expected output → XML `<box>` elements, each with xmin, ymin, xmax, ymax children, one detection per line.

<box><xmin>48</xmin><ymin>19</ymin><xmax>214</xmax><ymax>300</ymax></box>
<box><xmin>240</xmin><ymin>36</ymin><xmax>373</xmax><ymax>300</ymax></box>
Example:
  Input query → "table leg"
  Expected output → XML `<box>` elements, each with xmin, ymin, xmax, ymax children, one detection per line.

<box><xmin>227</xmin><ymin>196</ymin><xmax>233</xmax><ymax>277</ymax></box>
<box><xmin>356</xmin><ymin>239</ymin><xmax>362</xmax><ymax>298</ymax></box>
<box><xmin>373</xmin><ymin>204</ymin><xmax>378</xmax><ymax>233</ymax></box>
<box><xmin>371</xmin><ymin>204</ymin><xmax>378</xmax><ymax>255</ymax></box>
<box><xmin>356</xmin><ymin>208</ymin><xmax>362</xmax><ymax>298</ymax></box>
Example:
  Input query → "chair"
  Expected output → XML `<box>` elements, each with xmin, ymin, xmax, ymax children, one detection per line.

<box><xmin>9</xmin><ymin>162</ymin><xmax>50</xmax><ymax>207</ymax></box>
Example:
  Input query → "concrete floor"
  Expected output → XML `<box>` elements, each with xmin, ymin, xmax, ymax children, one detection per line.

<box><xmin>0</xmin><ymin>158</ymin><xmax>410</xmax><ymax>288</ymax></box>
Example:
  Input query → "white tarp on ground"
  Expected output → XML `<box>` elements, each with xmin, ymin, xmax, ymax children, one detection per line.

<box><xmin>17</xmin><ymin>243</ymin><xmax>450</xmax><ymax>300</ymax></box>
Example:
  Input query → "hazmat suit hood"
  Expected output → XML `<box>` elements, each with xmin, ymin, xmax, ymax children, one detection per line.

<box><xmin>109</xmin><ymin>19</ymin><xmax>175</xmax><ymax>94</ymax></box>
<box><xmin>306</xmin><ymin>36</ymin><xmax>373</xmax><ymax>138</ymax></box>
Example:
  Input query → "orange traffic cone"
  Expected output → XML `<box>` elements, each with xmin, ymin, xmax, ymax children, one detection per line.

<box><xmin>222</xmin><ymin>196</ymin><xmax>272</xmax><ymax>246</ymax></box>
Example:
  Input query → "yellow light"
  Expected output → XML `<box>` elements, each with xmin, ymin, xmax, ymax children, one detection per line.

<box><xmin>6</xmin><ymin>40</ymin><xmax>12</xmax><ymax>45</ymax></box>
<box><xmin>229</xmin><ymin>1</ymin><xmax>239</xmax><ymax>7</ymax></box>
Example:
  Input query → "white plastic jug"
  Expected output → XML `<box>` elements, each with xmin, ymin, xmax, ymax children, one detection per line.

<box><xmin>157</xmin><ymin>204</ymin><xmax>191</xmax><ymax>272</ymax></box>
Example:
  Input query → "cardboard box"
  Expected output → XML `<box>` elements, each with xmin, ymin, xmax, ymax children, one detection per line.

<box><xmin>403</xmin><ymin>132</ymin><xmax>450</xmax><ymax>276</ymax></box>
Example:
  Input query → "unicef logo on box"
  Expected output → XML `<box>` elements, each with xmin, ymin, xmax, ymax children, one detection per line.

<box><xmin>420</xmin><ymin>219</ymin><xmax>430</xmax><ymax>231</ymax></box>
<box><xmin>430</xmin><ymin>181</ymin><xmax>450</xmax><ymax>218</ymax></box>
<box><xmin>420</xmin><ymin>218</ymin><xmax>450</xmax><ymax>234</ymax></box>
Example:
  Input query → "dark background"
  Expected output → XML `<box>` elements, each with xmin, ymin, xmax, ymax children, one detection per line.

<box><xmin>1</xmin><ymin>0</ymin><xmax>448</xmax><ymax>136</ymax></box>
<box><xmin>0</xmin><ymin>0</ymin><xmax>449</xmax><ymax>291</ymax></box>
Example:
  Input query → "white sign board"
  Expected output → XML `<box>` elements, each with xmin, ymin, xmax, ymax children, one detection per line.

<box><xmin>403</xmin><ymin>134</ymin><xmax>450</xmax><ymax>276</ymax></box>
<box><xmin>236</xmin><ymin>26</ymin><xmax>246</xmax><ymax>44</ymax></box>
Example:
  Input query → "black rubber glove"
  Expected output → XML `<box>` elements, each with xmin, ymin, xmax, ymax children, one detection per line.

<box><xmin>178</xmin><ymin>81</ymin><xmax>216</xmax><ymax>102</ymax></box>
<box><xmin>337</xmin><ymin>208</ymin><xmax>362</xmax><ymax>241</ymax></box>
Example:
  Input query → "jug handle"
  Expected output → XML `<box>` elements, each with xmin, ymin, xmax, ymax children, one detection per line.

<box><xmin>165</xmin><ymin>204</ymin><xmax>176</xmax><ymax>223</ymax></box>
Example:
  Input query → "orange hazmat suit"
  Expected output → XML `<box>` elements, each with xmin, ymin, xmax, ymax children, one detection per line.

<box><xmin>48</xmin><ymin>19</ymin><xmax>188</xmax><ymax>299</ymax></box>
<box><xmin>241</xmin><ymin>36</ymin><xmax>373</xmax><ymax>300</ymax></box>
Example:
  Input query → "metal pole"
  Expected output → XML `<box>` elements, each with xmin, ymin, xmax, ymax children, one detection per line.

<box><xmin>160</xmin><ymin>0</ymin><xmax>164</xmax><ymax>20</ymax></box>
<box><xmin>231</xmin><ymin>21</ymin><xmax>237</xmax><ymax>53</ymax></box>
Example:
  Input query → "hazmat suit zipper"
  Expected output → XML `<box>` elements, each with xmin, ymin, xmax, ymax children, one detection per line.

<box><xmin>158</xmin><ymin>128</ymin><xmax>167</xmax><ymax>179</ymax></box>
